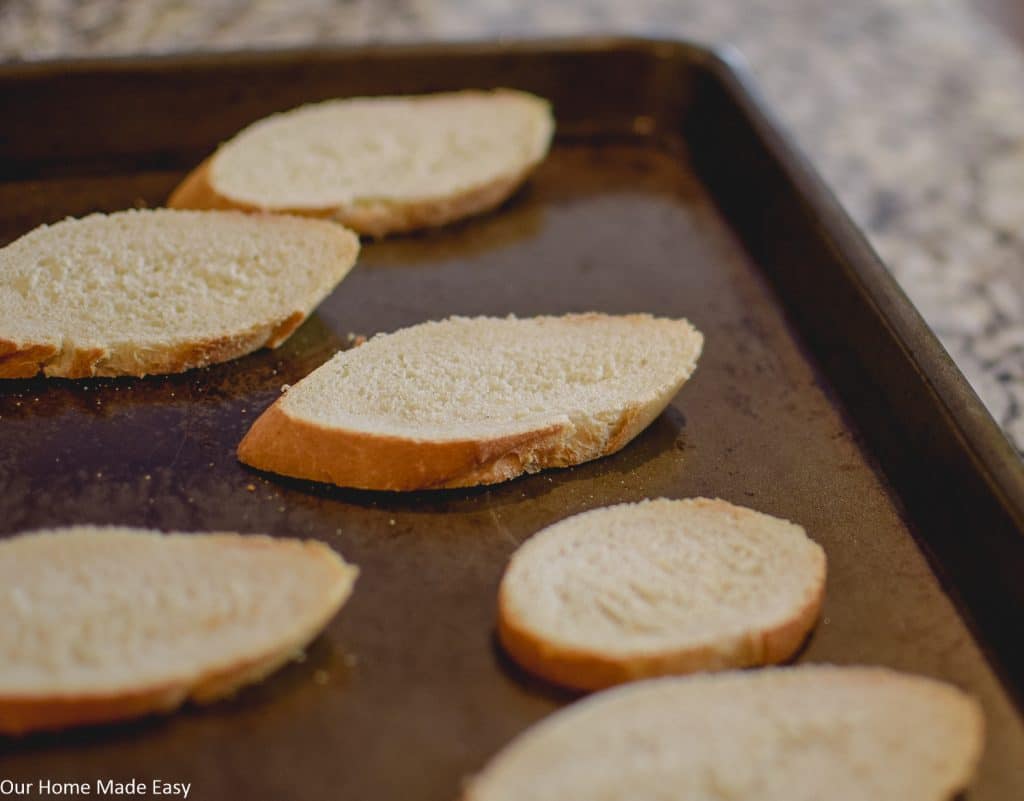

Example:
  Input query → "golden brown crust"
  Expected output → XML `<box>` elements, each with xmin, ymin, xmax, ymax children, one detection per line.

<box><xmin>167</xmin><ymin>159</ymin><xmax>243</xmax><ymax>212</ymax></box>
<box><xmin>0</xmin><ymin>640</ymin><xmax>312</xmax><ymax>735</ymax></box>
<box><xmin>237</xmin><ymin>400</ymin><xmax>574</xmax><ymax>491</ymax></box>
<box><xmin>0</xmin><ymin>313</ymin><xmax>307</xmax><ymax>380</ymax></box>
<box><xmin>0</xmin><ymin>686</ymin><xmax>191</xmax><ymax>735</ymax></box>
<box><xmin>168</xmin><ymin>158</ymin><xmax>538</xmax><ymax>238</ymax></box>
<box><xmin>266</xmin><ymin>311</ymin><xmax>307</xmax><ymax>349</ymax></box>
<box><xmin>496</xmin><ymin>528</ymin><xmax>827</xmax><ymax>692</ymax></box>
<box><xmin>0</xmin><ymin>339</ymin><xmax>59</xmax><ymax>378</ymax></box>
<box><xmin>68</xmin><ymin>346</ymin><xmax>108</xmax><ymax>377</ymax></box>
<box><xmin>236</xmin><ymin>394</ymin><xmax>666</xmax><ymax>491</ymax></box>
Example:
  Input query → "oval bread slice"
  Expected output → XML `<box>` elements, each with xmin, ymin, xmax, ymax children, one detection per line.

<box><xmin>237</xmin><ymin>313</ymin><xmax>704</xmax><ymax>491</ymax></box>
<box><xmin>0</xmin><ymin>526</ymin><xmax>358</xmax><ymax>734</ymax></box>
<box><xmin>498</xmin><ymin>498</ymin><xmax>826</xmax><ymax>690</ymax></box>
<box><xmin>168</xmin><ymin>90</ymin><xmax>554</xmax><ymax>237</ymax></box>
<box><xmin>0</xmin><ymin>209</ymin><xmax>359</xmax><ymax>378</ymax></box>
<box><xmin>464</xmin><ymin>666</ymin><xmax>985</xmax><ymax>801</ymax></box>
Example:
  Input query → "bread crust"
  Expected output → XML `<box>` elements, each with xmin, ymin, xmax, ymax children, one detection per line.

<box><xmin>0</xmin><ymin>535</ymin><xmax>356</xmax><ymax>735</ymax></box>
<box><xmin>496</xmin><ymin>499</ymin><xmax>828</xmax><ymax>691</ymax></box>
<box><xmin>0</xmin><ymin>338</ymin><xmax>59</xmax><ymax>378</ymax></box>
<box><xmin>236</xmin><ymin>386</ymin><xmax>680</xmax><ymax>492</ymax></box>
<box><xmin>0</xmin><ymin>314</ymin><xmax>309</xmax><ymax>379</ymax></box>
<box><xmin>169</xmin><ymin>158</ymin><xmax>539</xmax><ymax>238</ymax></box>
<box><xmin>497</xmin><ymin>569</ymin><xmax>825</xmax><ymax>691</ymax></box>
<box><xmin>238</xmin><ymin>398</ymin><xmax>570</xmax><ymax>491</ymax></box>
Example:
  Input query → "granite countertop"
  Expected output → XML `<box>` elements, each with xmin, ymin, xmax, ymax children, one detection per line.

<box><xmin>2</xmin><ymin>0</ymin><xmax>1023</xmax><ymax>453</ymax></box>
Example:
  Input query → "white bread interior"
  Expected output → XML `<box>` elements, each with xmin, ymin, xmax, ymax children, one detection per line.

<box><xmin>0</xmin><ymin>208</ymin><xmax>359</xmax><ymax>378</ymax></box>
<box><xmin>237</xmin><ymin>313</ymin><xmax>704</xmax><ymax>490</ymax></box>
<box><xmin>0</xmin><ymin>526</ymin><xmax>358</xmax><ymax>734</ymax></box>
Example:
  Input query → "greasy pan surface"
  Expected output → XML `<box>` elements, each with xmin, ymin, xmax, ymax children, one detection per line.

<box><xmin>1</xmin><ymin>39</ymin><xmax>1022</xmax><ymax>800</ymax></box>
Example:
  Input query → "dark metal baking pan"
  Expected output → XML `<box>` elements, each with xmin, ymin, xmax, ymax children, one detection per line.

<box><xmin>0</xmin><ymin>37</ymin><xmax>1022</xmax><ymax>800</ymax></box>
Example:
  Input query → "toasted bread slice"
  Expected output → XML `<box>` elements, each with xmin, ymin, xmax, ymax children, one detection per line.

<box><xmin>168</xmin><ymin>90</ymin><xmax>554</xmax><ymax>237</ymax></box>
<box><xmin>0</xmin><ymin>209</ymin><xmax>359</xmax><ymax>378</ymax></box>
<box><xmin>237</xmin><ymin>313</ymin><xmax>704</xmax><ymax>491</ymax></box>
<box><xmin>498</xmin><ymin>498</ymin><xmax>826</xmax><ymax>690</ymax></box>
<box><xmin>0</xmin><ymin>526</ymin><xmax>358</xmax><ymax>734</ymax></box>
<box><xmin>464</xmin><ymin>666</ymin><xmax>984</xmax><ymax>801</ymax></box>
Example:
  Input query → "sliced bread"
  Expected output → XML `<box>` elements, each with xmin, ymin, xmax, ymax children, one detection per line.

<box><xmin>0</xmin><ymin>208</ymin><xmax>359</xmax><ymax>378</ymax></box>
<box><xmin>237</xmin><ymin>313</ymin><xmax>704</xmax><ymax>491</ymax></box>
<box><xmin>0</xmin><ymin>526</ymin><xmax>358</xmax><ymax>734</ymax></box>
<box><xmin>464</xmin><ymin>666</ymin><xmax>985</xmax><ymax>801</ymax></box>
<box><xmin>498</xmin><ymin>498</ymin><xmax>826</xmax><ymax>690</ymax></box>
<box><xmin>168</xmin><ymin>89</ymin><xmax>554</xmax><ymax>237</ymax></box>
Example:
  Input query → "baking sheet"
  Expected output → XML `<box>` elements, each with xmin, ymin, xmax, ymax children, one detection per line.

<box><xmin>0</xmin><ymin>39</ymin><xmax>1021</xmax><ymax>801</ymax></box>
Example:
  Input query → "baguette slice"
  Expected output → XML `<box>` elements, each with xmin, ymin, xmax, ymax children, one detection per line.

<box><xmin>498</xmin><ymin>498</ymin><xmax>826</xmax><ymax>690</ymax></box>
<box><xmin>237</xmin><ymin>313</ymin><xmax>704</xmax><ymax>491</ymax></box>
<box><xmin>0</xmin><ymin>526</ymin><xmax>358</xmax><ymax>734</ymax></box>
<box><xmin>0</xmin><ymin>209</ymin><xmax>359</xmax><ymax>378</ymax></box>
<box><xmin>168</xmin><ymin>89</ymin><xmax>554</xmax><ymax>237</ymax></box>
<box><xmin>464</xmin><ymin>666</ymin><xmax>984</xmax><ymax>801</ymax></box>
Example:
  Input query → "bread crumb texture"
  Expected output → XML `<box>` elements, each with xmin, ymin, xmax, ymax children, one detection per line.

<box><xmin>498</xmin><ymin>498</ymin><xmax>825</xmax><ymax>686</ymax></box>
<box><xmin>0</xmin><ymin>526</ymin><xmax>357</xmax><ymax>732</ymax></box>
<box><xmin>0</xmin><ymin>208</ymin><xmax>358</xmax><ymax>377</ymax></box>
<box><xmin>465</xmin><ymin>666</ymin><xmax>984</xmax><ymax>801</ymax></box>
<box><xmin>279</xmin><ymin>314</ymin><xmax>702</xmax><ymax>440</ymax></box>
<box><xmin>210</xmin><ymin>90</ymin><xmax>553</xmax><ymax>209</ymax></box>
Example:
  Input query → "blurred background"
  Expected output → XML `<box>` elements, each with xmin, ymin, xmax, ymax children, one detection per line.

<box><xmin>2</xmin><ymin>0</ymin><xmax>1024</xmax><ymax>454</ymax></box>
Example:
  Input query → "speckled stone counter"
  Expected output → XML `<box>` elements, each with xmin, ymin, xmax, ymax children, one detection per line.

<box><xmin>3</xmin><ymin>0</ymin><xmax>1024</xmax><ymax>452</ymax></box>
